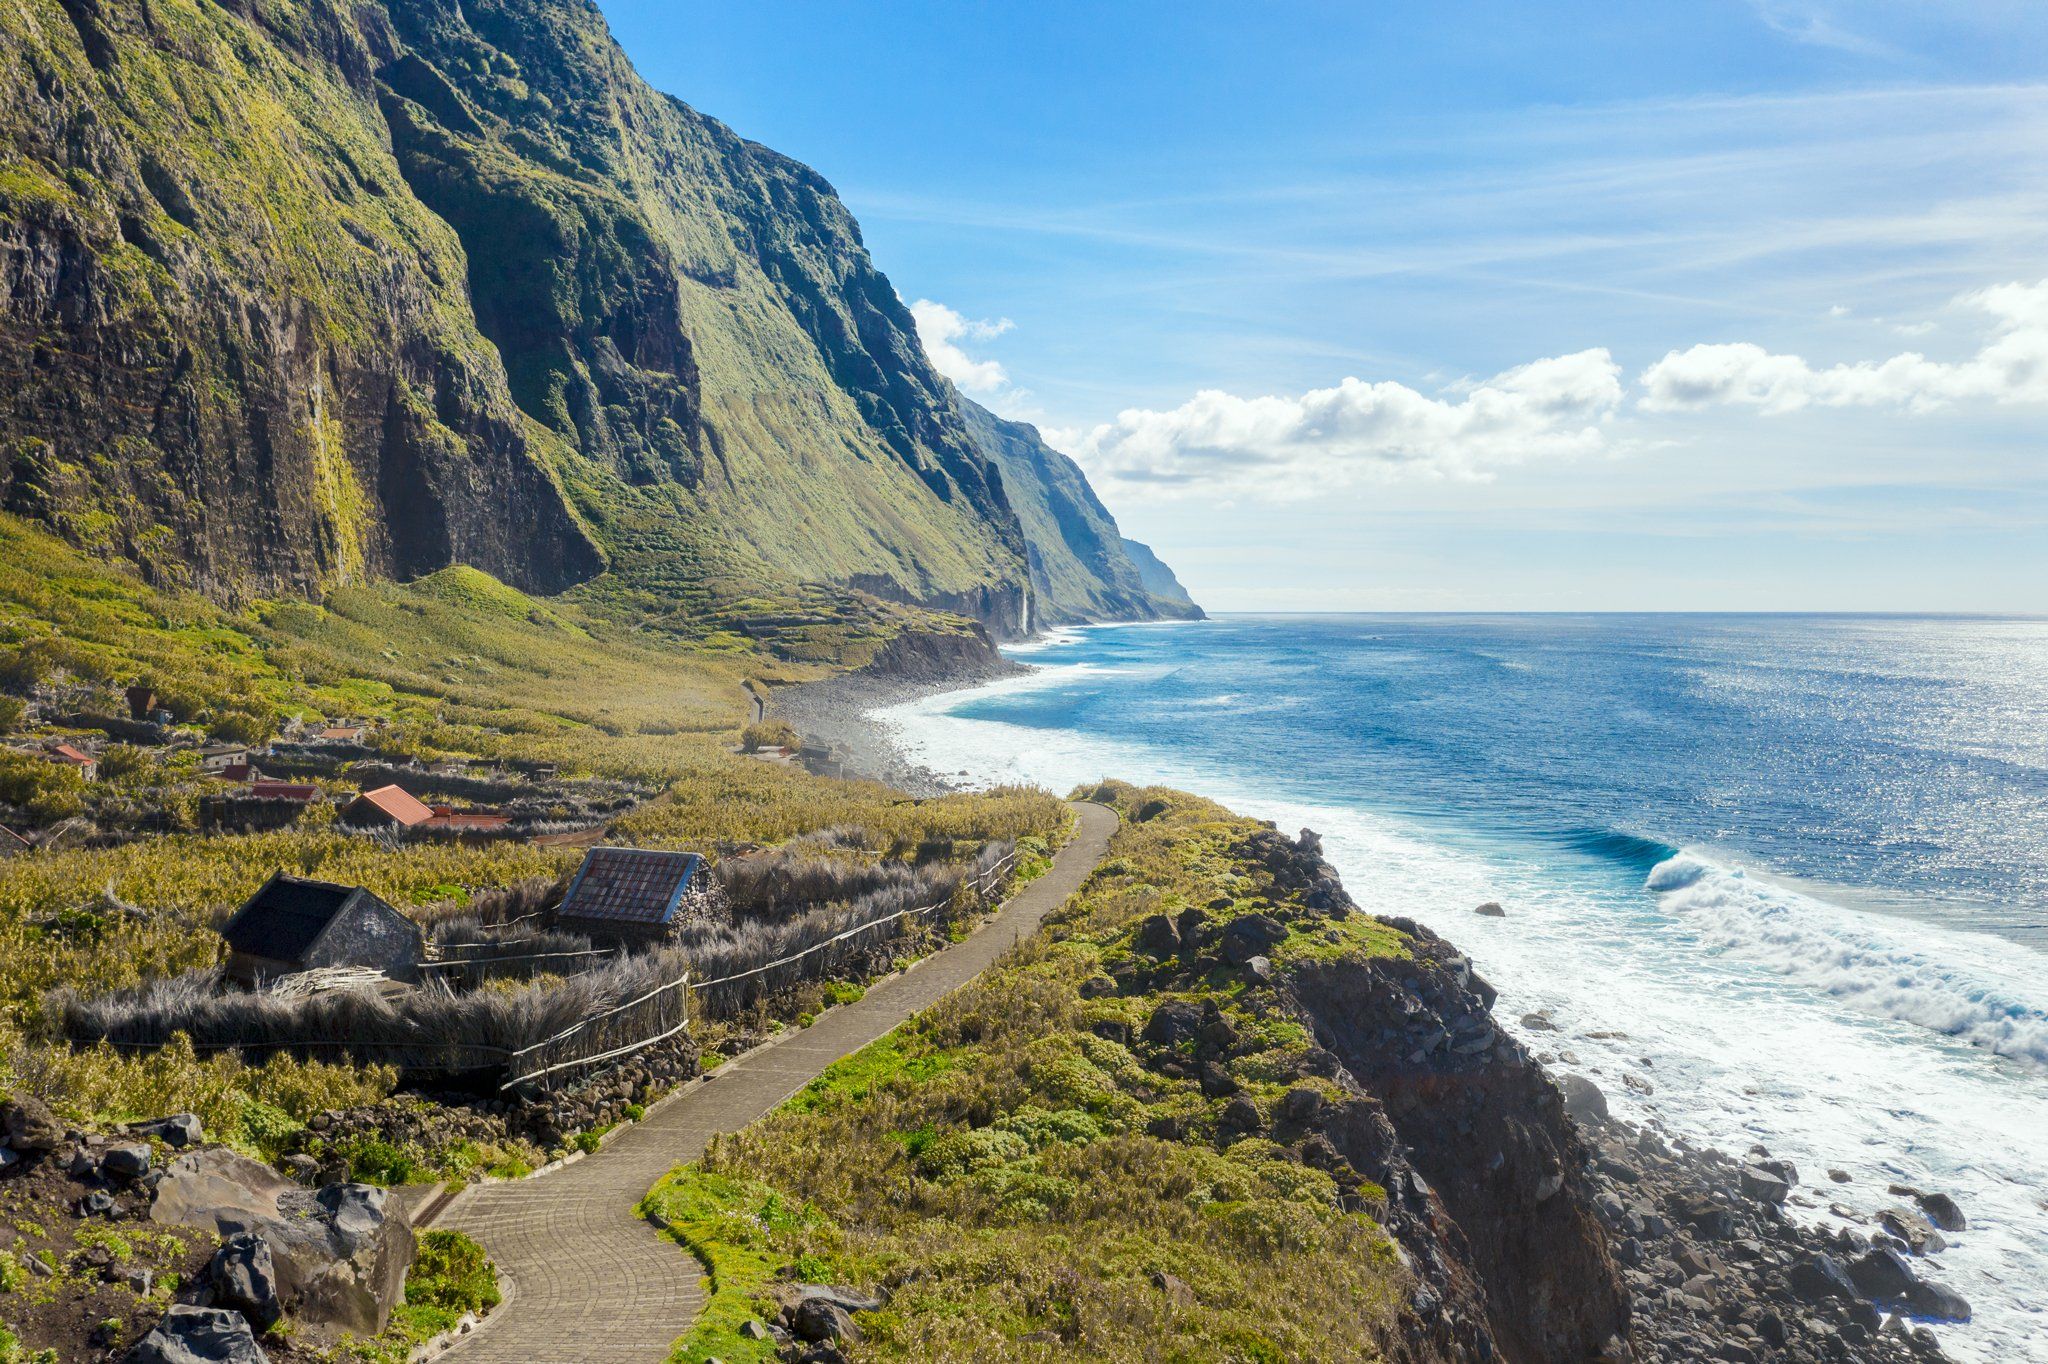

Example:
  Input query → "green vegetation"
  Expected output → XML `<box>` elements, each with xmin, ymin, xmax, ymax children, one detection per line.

<box><xmin>652</xmin><ymin>783</ymin><xmax>1416</xmax><ymax>1363</ymax></box>
<box><xmin>326</xmin><ymin>1230</ymin><xmax>501</xmax><ymax>1363</ymax></box>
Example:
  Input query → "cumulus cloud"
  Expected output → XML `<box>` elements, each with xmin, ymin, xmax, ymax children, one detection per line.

<box><xmin>1057</xmin><ymin>349</ymin><xmax>1623</xmax><ymax>497</ymax></box>
<box><xmin>909</xmin><ymin>298</ymin><xmax>1015</xmax><ymax>396</ymax></box>
<box><xmin>1640</xmin><ymin>279</ymin><xmax>2048</xmax><ymax>414</ymax></box>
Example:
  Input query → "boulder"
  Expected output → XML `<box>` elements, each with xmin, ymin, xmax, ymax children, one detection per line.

<box><xmin>1276</xmin><ymin>1087</ymin><xmax>1323</xmax><ymax>1125</ymax></box>
<box><xmin>1876</xmin><ymin>1207</ymin><xmax>1946</xmax><ymax>1255</ymax></box>
<box><xmin>1</xmin><ymin>1095</ymin><xmax>64</xmax><ymax>1153</ymax></box>
<box><xmin>209</xmin><ymin>1233</ymin><xmax>281</xmax><ymax>1330</ymax></box>
<box><xmin>1557</xmin><ymin>1073</ymin><xmax>1608</xmax><ymax>1124</ymax></box>
<box><xmin>790</xmin><ymin>1298</ymin><xmax>860</xmax><ymax>1345</ymax></box>
<box><xmin>103</xmin><ymin>1143</ymin><xmax>153</xmax><ymax>1180</ymax></box>
<box><xmin>1133</xmin><ymin>914</ymin><xmax>1180</xmax><ymax>955</ymax></box>
<box><xmin>129</xmin><ymin>1305</ymin><xmax>268</xmax><ymax>1363</ymax></box>
<box><xmin>136</xmin><ymin>1114</ymin><xmax>204</xmax><ymax>1149</ymax></box>
<box><xmin>152</xmin><ymin>1149</ymin><xmax>414</xmax><ymax>1343</ymax></box>
<box><xmin>1220</xmin><ymin>1096</ymin><xmax>1264</xmax><ymax>1133</ymax></box>
<box><xmin>1142</xmin><ymin>1000</ymin><xmax>1204</xmax><ymax>1047</ymax></box>
<box><xmin>1847</xmin><ymin>1245</ymin><xmax>1919</xmax><ymax>1302</ymax></box>
<box><xmin>1474</xmin><ymin>901</ymin><xmax>1506</xmax><ymax>917</ymax></box>
<box><xmin>1738</xmin><ymin>1164</ymin><xmax>1791</xmax><ymax>1205</ymax></box>
<box><xmin>1913</xmin><ymin>1191</ymin><xmax>1966</xmax><ymax>1233</ymax></box>
<box><xmin>1219</xmin><ymin>913</ymin><xmax>1288</xmax><ymax>965</ymax></box>
<box><xmin>1905</xmin><ymin>1278</ymin><xmax>1971</xmax><ymax>1322</ymax></box>
<box><xmin>1787</xmin><ymin>1254</ymin><xmax>1858</xmax><ymax>1304</ymax></box>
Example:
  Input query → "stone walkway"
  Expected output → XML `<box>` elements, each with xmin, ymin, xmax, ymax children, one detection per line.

<box><xmin>429</xmin><ymin>801</ymin><xmax>1119</xmax><ymax>1363</ymax></box>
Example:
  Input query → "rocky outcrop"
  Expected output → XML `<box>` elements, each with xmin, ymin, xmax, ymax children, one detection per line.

<box><xmin>150</xmin><ymin>1149</ymin><xmax>413</xmax><ymax>1343</ymax></box>
<box><xmin>858</xmin><ymin>625</ymin><xmax>1016</xmax><ymax>683</ymax></box>
<box><xmin>129</xmin><ymin>1305</ymin><xmax>269</xmax><ymax>1364</ymax></box>
<box><xmin>1287</xmin><ymin>915</ymin><xmax>1628</xmax><ymax>1363</ymax></box>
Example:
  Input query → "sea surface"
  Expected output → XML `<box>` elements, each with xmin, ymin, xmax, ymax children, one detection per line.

<box><xmin>874</xmin><ymin>614</ymin><xmax>2048</xmax><ymax>1361</ymax></box>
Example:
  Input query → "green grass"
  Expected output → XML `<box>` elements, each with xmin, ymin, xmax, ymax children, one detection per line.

<box><xmin>652</xmin><ymin>784</ymin><xmax>1419</xmax><ymax>1363</ymax></box>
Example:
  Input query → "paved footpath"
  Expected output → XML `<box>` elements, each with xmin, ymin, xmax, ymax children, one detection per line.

<box><xmin>430</xmin><ymin>801</ymin><xmax>1119</xmax><ymax>1363</ymax></box>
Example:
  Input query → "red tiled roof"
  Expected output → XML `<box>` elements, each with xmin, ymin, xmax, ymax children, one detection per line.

<box><xmin>350</xmin><ymin>784</ymin><xmax>433</xmax><ymax>826</ymax></box>
<box><xmin>251</xmin><ymin>781</ymin><xmax>320</xmax><ymax>802</ymax></box>
<box><xmin>214</xmin><ymin>763</ymin><xmax>255</xmax><ymax>783</ymax></box>
<box><xmin>49</xmin><ymin>743</ymin><xmax>94</xmax><ymax>765</ymax></box>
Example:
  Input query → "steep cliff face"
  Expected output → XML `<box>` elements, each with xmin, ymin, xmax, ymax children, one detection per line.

<box><xmin>955</xmin><ymin>394</ymin><xmax>1204</xmax><ymax>626</ymax></box>
<box><xmin>0</xmin><ymin>0</ymin><xmax>1196</xmax><ymax>633</ymax></box>
<box><xmin>0</xmin><ymin>0</ymin><xmax>605</xmax><ymax>599</ymax></box>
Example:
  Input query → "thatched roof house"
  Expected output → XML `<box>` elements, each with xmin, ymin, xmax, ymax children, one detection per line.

<box><xmin>554</xmin><ymin>847</ymin><xmax>705</xmax><ymax>946</ymax></box>
<box><xmin>219</xmin><ymin>873</ymin><xmax>423</xmax><ymax>986</ymax></box>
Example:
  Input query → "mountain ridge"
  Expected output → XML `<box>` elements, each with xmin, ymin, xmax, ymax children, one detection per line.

<box><xmin>0</xmin><ymin>0</ymin><xmax>1195</xmax><ymax>636</ymax></box>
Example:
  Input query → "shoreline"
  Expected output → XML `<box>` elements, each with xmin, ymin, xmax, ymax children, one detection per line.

<box><xmin>768</xmin><ymin>659</ymin><xmax>1025</xmax><ymax>795</ymax></box>
<box><xmin>771</xmin><ymin>643</ymin><xmax>1980</xmax><ymax>1363</ymax></box>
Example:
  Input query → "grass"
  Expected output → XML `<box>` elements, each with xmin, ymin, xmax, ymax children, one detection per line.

<box><xmin>650</xmin><ymin>783</ymin><xmax>1420</xmax><ymax>1363</ymax></box>
<box><xmin>324</xmin><ymin>1230</ymin><xmax>501</xmax><ymax>1363</ymax></box>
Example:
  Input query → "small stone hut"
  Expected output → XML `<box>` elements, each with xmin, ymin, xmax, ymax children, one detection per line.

<box><xmin>553</xmin><ymin>847</ymin><xmax>705</xmax><ymax>947</ymax></box>
<box><xmin>219</xmin><ymin>873</ymin><xmax>423</xmax><ymax>986</ymax></box>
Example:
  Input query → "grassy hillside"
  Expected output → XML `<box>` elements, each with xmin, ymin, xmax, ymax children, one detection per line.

<box><xmin>645</xmin><ymin>783</ymin><xmax>1418</xmax><ymax>1364</ymax></box>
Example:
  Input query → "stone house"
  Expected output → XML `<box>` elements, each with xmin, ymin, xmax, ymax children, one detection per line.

<box><xmin>218</xmin><ymin>873</ymin><xmax>423</xmax><ymax>985</ymax></box>
<box><xmin>553</xmin><ymin>847</ymin><xmax>706</xmax><ymax>947</ymax></box>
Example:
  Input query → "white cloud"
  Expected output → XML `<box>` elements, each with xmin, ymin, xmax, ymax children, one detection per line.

<box><xmin>1639</xmin><ymin>279</ymin><xmax>2048</xmax><ymax>414</ymax></box>
<box><xmin>1056</xmin><ymin>349</ymin><xmax>1624</xmax><ymax>498</ymax></box>
<box><xmin>909</xmin><ymin>298</ymin><xmax>1015</xmax><ymax>396</ymax></box>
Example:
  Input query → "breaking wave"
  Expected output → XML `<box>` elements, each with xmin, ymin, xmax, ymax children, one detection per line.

<box><xmin>1648</xmin><ymin>853</ymin><xmax>2048</xmax><ymax>1069</ymax></box>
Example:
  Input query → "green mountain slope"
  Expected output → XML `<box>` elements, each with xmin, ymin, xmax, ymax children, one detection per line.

<box><xmin>954</xmin><ymin>395</ymin><xmax>1202</xmax><ymax>626</ymax></box>
<box><xmin>0</xmin><ymin>0</ymin><xmax>1197</xmax><ymax>633</ymax></box>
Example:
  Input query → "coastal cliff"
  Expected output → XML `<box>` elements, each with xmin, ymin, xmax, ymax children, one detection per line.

<box><xmin>0</xmin><ymin>0</ymin><xmax>1196</xmax><ymax>631</ymax></box>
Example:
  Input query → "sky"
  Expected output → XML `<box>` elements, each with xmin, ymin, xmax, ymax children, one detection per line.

<box><xmin>599</xmin><ymin>0</ymin><xmax>2048</xmax><ymax>611</ymax></box>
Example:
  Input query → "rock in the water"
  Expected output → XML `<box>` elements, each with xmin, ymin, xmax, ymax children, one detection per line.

<box><xmin>1827</xmin><ymin>1168</ymin><xmax>1852</xmax><ymax>1184</ymax></box>
<box><xmin>1876</xmin><ymin>1207</ymin><xmax>1946</xmax><ymax>1255</ymax></box>
<box><xmin>1521</xmin><ymin>1012</ymin><xmax>1558</xmax><ymax>1032</ymax></box>
<box><xmin>1557</xmin><ymin>1073</ymin><xmax>1608</xmax><ymax>1124</ymax></box>
<box><xmin>1</xmin><ymin>1096</ymin><xmax>64</xmax><ymax>1153</ymax></box>
<box><xmin>209</xmin><ymin>1233</ymin><xmax>281</xmax><ymax>1330</ymax></box>
<box><xmin>1474</xmin><ymin>901</ymin><xmax>1507</xmax><ymax>917</ymax></box>
<box><xmin>1913</xmin><ymin>1191</ymin><xmax>1966</xmax><ymax>1233</ymax></box>
<box><xmin>1847</xmin><ymin>1245</ymin><xmax>1919</xmax><ymax>1302</ymax></box>
<box><xmin>129</xmin><ymin>1305</ymin><xmax>268</xmax><ymax>1363</ymax></box>
<box><xmin>1905</xmin><ymin>1278</ymin><xmax>1971</xmax><ymax>1322</ymax></box>
<box><xmin>152</xmin><ymin>1149</ymin><xmax>413</xmax><ymax>1343</ymax></box>
<box><xmin>137</xmin><ymin>1114</ymin><xmax>204</xmax><ymax>1149</ymax></box>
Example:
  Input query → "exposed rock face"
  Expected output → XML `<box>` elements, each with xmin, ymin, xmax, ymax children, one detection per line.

<box><xmin>0</xmin><ymin>0</ymin><xmax>1197</xmax><ymax>631</ymax></box>
<box><xmin>150</xmin><ymin>1149</ymin><xmax>413</xmax><ymax>1343</ymax></box>
<box><xmin>1288</xmin><ymin>921</ymin><xmax>1629</xmax><ymax>1364</ymax></box>
<box><xmin>857</xmin><ymin>625</ymin><xmax>1015</xmax><ymax>683</ymax></box>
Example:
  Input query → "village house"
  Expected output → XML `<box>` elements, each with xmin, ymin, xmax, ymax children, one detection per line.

<box><xmin>316</xmin><ymin>720</ymin><xmax>368</xmax><ymax>743</ymax></box>
<box><xmin>46</xmin><ymin>741</ymin><xmax>96</xmax><ymax>782</ymax></box>
<box><xmin>553</xmin><ymin>846</ymin><xmax>706</xmax><ymax>947</ymax></box>
<box><xmin>427</xmin><ymin>805</ymin><xmax>512</xmax><ymax>833</ymax></box>
<box><xmin>197</xmin><ymin>743</ymin><xmax>250</xmax><ymax>774</ymax></box>
<box><xmin>250</xmin><ymin>780</ymin><xmax>321</xmax><ymax>803</ymax></box>
<box><xmin>344</xmin><ymin>783</ymin><xmax>434</xmax><ymax>829</ymax></box>
<box><xmin>218</xmin><ymin>872</ymin><xmax>424</xmax><ymax>986</ymax></box>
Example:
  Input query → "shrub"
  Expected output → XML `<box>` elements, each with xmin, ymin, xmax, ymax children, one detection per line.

<box><xmin>738</xmin><ymin>720</ymin><xmax>797</xmax><ymax>754</ymax></box>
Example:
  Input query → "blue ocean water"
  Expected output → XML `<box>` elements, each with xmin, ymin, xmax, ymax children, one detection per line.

<box><xmin>877</xmin><ymin>614</ymin><xmax>2048</xmax><ymax>1360</ymax></box>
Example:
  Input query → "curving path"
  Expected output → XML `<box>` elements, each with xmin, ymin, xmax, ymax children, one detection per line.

<box><xmin>429</xmin><ymin>801</ymin><xmax>1119</xmax><ymax>1363</ymax></box>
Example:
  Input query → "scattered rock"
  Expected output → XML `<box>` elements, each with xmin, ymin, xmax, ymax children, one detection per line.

<box><xmin>1906</xmin><ymin>1278</ymin><xmax>1971</xmax><ymax>1322</ymax></box>
<box><xmin>1521</xmin><ymin>1012</ymin><xmax>1558</xmax><ymax>1032</ymax></box>
<box><xmin>129</xmin><ymin>1305</ymin><xmax>269</xmax><ymax>1364</ymax></box>
<box><xmin>1276</xmin><ymin>1087</ymin><xmax>1323</xmax><ymax>1125</ymax></box>
<box><xmin>1150</xmin><ymin>1269</ymin><xmax>1195</xmax><ymax>1306</ymax></box>
<box><xmin>136</xmin><ymin>1113</ymin><xmax>204</xmax><ymax>1149</ymax></box>
<box><xmin>102</xmin><ymin>1143</ymin><xmax>153</xmax><ymax>1180</ymax></box>
<box><xmin>210</xmin><ymin>1232</ymin><xmax>281</xmax><ymax>1331</ymax></box>
<box><xmin>1473</xmin><ymin>902</ymin><xmax>1506</xmax><ymax>917</ymax></box>
<box><xmin>1219</xmin><ymin>913</ymin><xmax>1288</xmax><ymax>966</ymax></box>
<box><xmin>1847</xmin><ymin>1245</ymin><xmax>1920</xmax><ymax>1302</ymax></box>
<box><xmin>1557</xmin><ymin>1074</ymin><xmax>1608</xmax><ymax>1124</ymax></box>
<box><xmin>1877</xmin><ymin>1206</ymin><xmax>1946</xmax><ymax>1256</ymax></box>
<box><xmin>1141</xmin><ymin>1000</ymin><xmax>1204</xmax><ymax>1046</ymax></box>
<box><xmin>1134</xmin><ymin>914</ymin><xmax>1180</xmax><ymax>955</ymax></box>
<box><xmin>1220</xmin><ymin>1095</ymin><xmax>1264</xmax><ymax>1133</ymax></box>
<box><xmin>1827</xmin><ymin>1168</ymin><xmax>1852</xmax><ymax>1184</ymax></box>
<box><xmin>1914</xmin><ymin>1191</ymin><xmax>1966</xmax><ymax>1233</ymax></box>
<box><xmin>1787</xmin><ymin>1254</ymin><xmax>1858</xmax><ymax>1304</ymax></box>
<box><xmin>1738</xmin><ymin>1164</ymin><xmax>1791</xmax><ymax>1205</ymax></box>
<box><xmin>1</xmin><ymin>1096</ymin><xmax>64</xmax><ymax>1153</ymax></box>
<box><xmin>152</xmin><ymin>1149</ymin><xmax>414</xmax><ymax>1343</ymax></box>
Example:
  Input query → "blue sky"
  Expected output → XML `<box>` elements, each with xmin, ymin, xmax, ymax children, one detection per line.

<box><xmin>602</xmin><ymin>1</ymin><xmax>2048</xmax><ymax>611</ymax></box>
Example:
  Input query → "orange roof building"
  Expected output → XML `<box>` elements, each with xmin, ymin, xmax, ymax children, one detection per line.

<box><xmin>344</xmin><ymin>783</ymin><xmax>434</xmax><ymax>828</ymax></box>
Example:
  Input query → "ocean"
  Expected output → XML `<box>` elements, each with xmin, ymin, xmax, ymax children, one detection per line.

<box><xmin>874</xmin><ymin>614</ymin><xmax>2048</xmax><ymax>1361</ymax></box>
